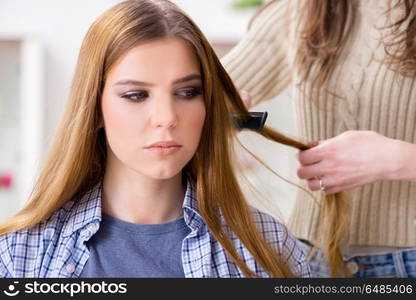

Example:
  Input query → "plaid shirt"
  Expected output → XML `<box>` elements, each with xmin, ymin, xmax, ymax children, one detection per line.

<box><xmin>0</xmin><ymin>178</ymin><xmax>310</xmax><ymax>278</ymax></box>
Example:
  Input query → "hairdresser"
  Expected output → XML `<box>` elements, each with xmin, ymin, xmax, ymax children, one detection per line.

<box><xmin>222</xmin><ymin>0</ymin><xmax>416</xmax><ymax>277</ymax></box>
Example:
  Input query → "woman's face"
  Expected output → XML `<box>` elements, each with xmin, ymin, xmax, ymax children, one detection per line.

<box><xmin>101</xmin><ymin>37</ymin><xmax>206</xmax><ymax>180</ymax></box>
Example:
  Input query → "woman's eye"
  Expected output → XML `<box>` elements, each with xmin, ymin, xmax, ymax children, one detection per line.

<box><xmin>175</xmin><ymin>87</ymin><xmax>202</xmax><ymax>99</ymax></box>
<box><xmin>121</xmin><ymin>91</ymin><xmax>148</xmax><ymax>102</ymax></box>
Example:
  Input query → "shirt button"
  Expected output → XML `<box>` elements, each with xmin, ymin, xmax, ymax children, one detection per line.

<box><xmin>346</xmin><ymin>261</ymin><xmax>359</xmax><ymax>274</ymax></box>
<box><xmin>66</xmin><ymin>264</ymin><xmax>75</xmax><ymax>274</ymax></box>
<box><xmin>88</xmin><ymin>224</ymin><xmax>96</xmax><ymax>233</ymax></box>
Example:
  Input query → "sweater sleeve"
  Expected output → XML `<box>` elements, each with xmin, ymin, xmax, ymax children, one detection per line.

<box><xmin>221</xmin><ymin>0</ymin><xmax>293</xmax><ymax>106</ymax></box>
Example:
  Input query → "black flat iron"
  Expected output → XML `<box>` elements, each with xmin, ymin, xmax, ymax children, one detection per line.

<box><xmin>233</xmin><ymin>111</ymin><xmax>268</xmax><ymax>131</ymax></box>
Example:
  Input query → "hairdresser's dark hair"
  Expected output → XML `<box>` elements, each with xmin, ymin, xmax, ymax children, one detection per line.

<box><xmin>294</xmin><ymin>0</ymin><xmax>416</xmax><ymax>85</ymax></box>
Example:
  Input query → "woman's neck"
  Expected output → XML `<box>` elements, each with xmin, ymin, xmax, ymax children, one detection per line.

<box><xmin>101</xmin><ymin>168</ymin><xmax>185</xmax><ymax>225</ymax></box>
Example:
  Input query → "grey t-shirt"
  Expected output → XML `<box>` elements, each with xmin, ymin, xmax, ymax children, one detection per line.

<box><xmin>80</xmin><ymin>213</ymin><xmax>191</xmax><ymax>277</ymax></box>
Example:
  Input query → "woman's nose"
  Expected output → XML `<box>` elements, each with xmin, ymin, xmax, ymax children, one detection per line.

<box><xmin>150</xmin><ymin>95</ymin><xmax>178</xmax><ymax>129</ymax></box>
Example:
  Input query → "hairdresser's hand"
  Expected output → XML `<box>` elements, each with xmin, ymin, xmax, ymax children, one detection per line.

<box><xmin>296</xmin><ymin>130</ymin><xmax>416</xmax><ymax>195</ymax></box>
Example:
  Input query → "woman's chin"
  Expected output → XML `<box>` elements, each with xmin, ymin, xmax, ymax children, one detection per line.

<box><xmin>145</xmin><ymin>168</ymin><xmax>182</xmax><ymax>181</ymax></box>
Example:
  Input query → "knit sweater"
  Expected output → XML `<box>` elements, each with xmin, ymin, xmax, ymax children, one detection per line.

<box><xmin>222</xmin><ymin>0</ymin><xmax>416</xmax><ymax>249</ymax></box>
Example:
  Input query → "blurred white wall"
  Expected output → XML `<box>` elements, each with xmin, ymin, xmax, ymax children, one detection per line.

<box><xmin>0</xmin><ymin>0</ymin><xmax>298</xmax><ymax>222</ymax></box>
<box><xmin>0</xmin><ymin>0</ymin><xmax>124</xmax><ymax>149</ymax></box>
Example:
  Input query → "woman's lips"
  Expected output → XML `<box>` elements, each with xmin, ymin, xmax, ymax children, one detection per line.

<box><xmin>144</xmin><ymin>141</ymin><xmax>182</xmax><ymax>155</ymax></box>
<box><xmin>144</xmin><ymin>145</ymin><xmax>182</xmax><ymax>155</ymax></box>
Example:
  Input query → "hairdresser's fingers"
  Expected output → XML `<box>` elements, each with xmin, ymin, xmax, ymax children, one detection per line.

<box><xmin>308</xmin><ymin>175</ymin><xmax>360</xmax><ymax>195</ymax></box>
<box><xmin>297</xmin><ymin>163</ymin><xmax>323</xmax><ymax>180</ymax></box>
<box><xmin>298</xmin><ymin>145</ymin><xmax>325</xmax><ymax>166</ymax></box>
<box><xmin>239</xmin><ymin>90</ymin><xmax>252</xmax><ymax>109</ymax></box>
<box><xmin>306</xmin><ymin>177</ymin><xmax>322</xmax><ymax>192</ymax></box>
<box><xmin>307</xmin><ymin>176</ymin><xmax>334</xmax><ymax>193</ymax></box>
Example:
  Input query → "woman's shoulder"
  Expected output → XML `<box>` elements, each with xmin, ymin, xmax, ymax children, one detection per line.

<box><xmin>0</xmin><ymin>184</ymin><xmax>101</xmax><ymax>277</ymax></box>
<box><xmin>0</xmin><ymin>182</ymin><xmax>101</xmax><ymax>253</ymax></box>
<box><xmin>0</xmin><ymin>204</ymin><xmax>69</xmax><ymax>242</ymax></box>
<box><xmin>2</xmin><ymin>198</ymin><xmax>78</xmax><ymax>237</ymax></box>
<box><xmin>249</xmin><ymin>206</ymin><xmax>290</xmax><ymax>243</ymax></box>
<box><xmin>249</xmin><ymin>206</ymin><xmax>311</xmax><ymax>277</ymax></box>
<box><xmin>0</xmin><ymin>199</ymin><xmax>79</xmax><ymax>277</ymax></box>
<box><xmin>0</xmin><ymin>222</ymin><xmax>51</xmax><ymax>277</ymax></box>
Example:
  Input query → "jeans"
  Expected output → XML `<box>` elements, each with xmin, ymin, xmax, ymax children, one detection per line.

<box><xmin>297</xmin><ymin>239</ymin><xmax>416</xmax><ymax>278</ymax></box>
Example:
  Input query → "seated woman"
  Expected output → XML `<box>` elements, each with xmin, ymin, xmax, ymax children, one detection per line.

<box><xmin>0</xmin><ymin>0</ymin><xmax>311</xmax><ymax>278</ymax></box>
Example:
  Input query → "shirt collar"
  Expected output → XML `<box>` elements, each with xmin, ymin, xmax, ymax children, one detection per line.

<box><xmin>62</xmin><ymin>181</ymin><xmax>102</xmax><ymax>237</ymax></box>
<box><xmin>181</xmin><ymin>175</ymin><xmax>204</xmax><ymax>231</ymax></box>
<box><xmin>62</xmin><ymin>174</ymin><xmax>205</xmax><ymax>238</ymax></box>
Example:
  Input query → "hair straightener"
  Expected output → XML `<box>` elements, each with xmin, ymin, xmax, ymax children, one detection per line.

<box><xmin>233</xmin><ymin>111</ymin><xmax>268</xmax><ymax>131</ymax></box>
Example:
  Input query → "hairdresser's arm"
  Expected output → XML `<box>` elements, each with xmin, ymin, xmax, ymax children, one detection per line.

<box><xmin>296</xmin><ymin>130</ymin><xmax>416</xmax><ymax>195</ymax></box>
<box><xmin>221</xmin><ymin>0</ymin><xmax>292</xmax><ymax>106</ymax></box>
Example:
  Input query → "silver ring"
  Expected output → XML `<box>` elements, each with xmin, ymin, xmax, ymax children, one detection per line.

<box><xmin>318</xmin><ymin>176</ymin><xmax>326</xmax><ymax>192</ymax></box>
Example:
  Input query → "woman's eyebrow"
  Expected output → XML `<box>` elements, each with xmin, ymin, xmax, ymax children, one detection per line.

<box><xmin>173</xmin><ymin>74</ymin><xmax>201</xmax><ymax>84</ymax></box>
<box><xmin>113</xmin><ymin>74</ymin><xmax>201</xmax><ymax>87</ymax></box>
